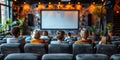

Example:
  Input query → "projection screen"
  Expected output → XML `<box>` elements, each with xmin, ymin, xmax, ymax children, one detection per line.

<box><xmin>40</xmin><ymin>10</ymin><xmax>79</xmax><ymax>30</ymax></box>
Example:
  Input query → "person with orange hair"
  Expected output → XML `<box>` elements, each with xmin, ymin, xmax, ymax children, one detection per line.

<box><xmin>30</xmin><ymin>29</ymin><xmax>48</xmax><ymax>45</ymax></box>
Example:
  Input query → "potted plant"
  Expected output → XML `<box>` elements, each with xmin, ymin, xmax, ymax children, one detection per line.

<box><xmin>11</xmin><ymin>17</ymin><xmax>24</xmax><ymax>35</ymax></box>
<box><xmin>106</xmin><ymin>22</ymin><xmax>113</xmax><ymax>36</ymax></box>
<box><xmin>90</xmin><ymin>25</ymin><xmax>96</xmax><ymax>36</ymax></box>
<box><xmin>106</xmin><ymin>23</ymin><xmax>113</xmax><ymax>32</ymax></box>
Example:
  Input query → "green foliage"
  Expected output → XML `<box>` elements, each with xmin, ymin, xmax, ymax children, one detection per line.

<box><xmin>11</xmin><ymin>17</ymin><xmax>24</xmax><ymax>28</ymax></box>
<box><xmin>93</xmin><ymin>6</ymin><xmax>106</xmax><ymax>20</ymax></box>
<box><xmin>106</xmin><ymin>22</ymin><xmax>113</xmax><ymax>31</ymax></box>
<box><xmin>0</xmin><ymin>24</ymin><xmax>3</xmax><ymax>32</ymax></box>
<box><xmin>11</xmin><ymin>17</ymin><xmax>25</xmax><ymax>34</ymax></box>
<box><xmin>6</xmin><ymin>18</ymin><xmax>12</xmax><ymax>25</ymax></box>
<box><xmin>17</xmin><ymin>17</ymin><xmax>24</xmax><ymax>28</ymax></box>
<box><xmin>0</xmin><ymin>18</ymin><xmax>13</xmax><ymax>31</ymax></box>
<box><xmin>100</xmin><ymin>30</ymin><xmax>104</xmax><ymax>36</ymax></box>
<box><xmin>90</xmin><ymin>25</ymin><xmax>96</xmax><ymax>32</ymax></box>
<box><xmin>93</xmin><ymin>6</ymin><xmax>101</xmax><ymax>18</ymax></box>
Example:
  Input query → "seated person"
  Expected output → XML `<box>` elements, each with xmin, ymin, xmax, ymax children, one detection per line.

<box><xmin>107</xmin><ymin>31</ymin><xmax>116</xmax><ymax>41</ymax></box>
<box><xmin>64</xmin><ymin>32</ymin><xmax>74</xmax><ymax>42</ymax></box>
<box><xmin>75</xmin><ymin>28</ymin><xmax>92</xmax><ymax>44</ymax></box>
<box><xmin>30</xmin><ymin>29</ymin><xmax>48</xmax><ymax>45</ymax></box>
<box><xmin>7</xmin><ymin>26</ymin><xmax>25</xmax><ymax>44</ymax></box>
<box><xmin>25</xmin><ymin>32</ymin><xmax>32</xmax><ymax>43</ymax></box>
<box><xmin>99</xmin><ymin>34</ymin><xmax>112</xmax><ymax>44</ymax></box>
<box><xmin>25</xmin><ymin>36</ymin><xmax>32</xmax><ymax>43</ymax></box>
<box><xmin>40</xmin><ymin>31</ymin><xmax>51</xmax><ymax>39</ymax></box>
<box><xmin>51</xmin><ymin>30</ymin><xmax>66</xmax><ymax>44</ymax></box>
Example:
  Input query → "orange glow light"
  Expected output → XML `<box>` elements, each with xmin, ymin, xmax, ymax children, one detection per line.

<box><xmin>101</xmin><ymin>0</ymin><xmax>104</xmax><ymax>2</ymax></box>
<box><xmin>22</xmin><ymin>3</ymin><xmax>31</xmax><ymax>12</ymax></box>
<box><xmin>57</xmin><ymin>2</ymin><xmax>64</xmax><ymax>9</ymax></box>
<box><xmin>75</xmin><ymin>2</ymin><xmax>82</xmax><ymax>10</ymax></box>
<box><xmin>48</xmin><ymin>2</ymin><xmax>54</xmax><ymax>9</ymax></box>
<box><xmin>116</xmin><ymin>11</ymin><xmax>119</xmax><ymax>13</ymax></box>
<box><xmin>93</xmin><ymin>2</ymin><xmax>96</xmax><ymax>5</ymax></box>
<box><xmin>24</xmin><ymin>2</ymin><xmax>26</xmax><ymax>4</ymax></box>
<box><xmin>49</xmin><ymin>2</ymin><xmax>51</xmax><ymax>4</ymax></box>
<box><xmin>38</xmin><ymin>2</ymin><xmax>45</xmax><ymax>10</ymax></box>
<box><xmin>38</xmin><ymin>2</ymin><xmax>41</xmax><ymax>4</ymax></box>
<box><xmin>65</xmin><ymin>2</ymin><xmax>74</xmax><ymax>9</ymax></box>
<box><xmin>68</xmin><ymin>2</ymin><xmax>71</xmax><ymax>4</ymax></box>
<box><xmin>14</xmin><ymin>0</ymin><xmax>17</xmax><ymax>2</ymax></box>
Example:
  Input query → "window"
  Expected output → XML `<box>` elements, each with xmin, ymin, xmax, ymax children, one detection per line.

<box><xmin>0</xmin><ymin>0</ymin><xmax>12</xmax><ymax>24</ymax></box>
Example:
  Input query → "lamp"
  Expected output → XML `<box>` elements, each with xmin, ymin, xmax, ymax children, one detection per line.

<box><xmin>48</xmin><ymin>2</ymin><xmax>54</xmax><ymax>9</ymax></box>
<box><xmin>75</xmin><ymin>2</ymin><xmax>82</xmax><ymax>10</ymax></box>
<box><xmin>65</xmin><ymin>2</ymin><xmax>73</xmax><ymax>9</ymax></box>
<box><xmin>57</xmin><ymin>2</ymin><xmax>64</xmax><ymax>9</ymax></box>
<box><xmin>37</xmin><ymin>2</ymin><xmax>45</xmax><ymax>10</ymax></box>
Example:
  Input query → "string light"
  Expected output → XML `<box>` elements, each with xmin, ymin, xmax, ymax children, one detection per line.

<box><xmin>101</xmin><ymin>0</ymin><xmax>104</xmax><ymax>2</ymax></box>
<box><xmin>77</xmin><ymin>2</ymin><xmax>80</xmax><ymax>4</ymax></box>
<box><xmin>49</xmin><ymin>2</ymin><xmax>52</xmax><ymax>4</ymax></box>
<box><xmin>38</xmin><ymin>2</ymin><xmax>41</xmax><ymax>4</ymax></box>
<box><xmin>14</xmin><ymin>0</ymin><xmax>17</xmax><ymax>2</ymax></box>
<box><xmin>116</xmin><ymin>11</ymin><xmax>119</xmax><ymax>14</ymax></box>
<box><xmin>68</xmin><ymin>2</ymin><xmax>71</xmax><ymax>4</ymax></box>
<box><xmin>48</xmin><ymin>2</ymin><xmax>54</xmax><ymax>9</ymax></box>
<box><xmin>93</xmin><ymin>2</ymin><xmax>96</xmax><ymax>5</ymax></box>
<box><xmin>75</xmin><ymin>2</ymin><xmax>82</xmax><ymax>10</ymax></box>
<box><xmin>57</xmin><ymin>2</ymin><xmax>63</xmax><ymax>9</ymax></box>
<box><xmin>24</xmin><ymin>1</ymin><xmax>26</xmax><ymax>4</ymax></box>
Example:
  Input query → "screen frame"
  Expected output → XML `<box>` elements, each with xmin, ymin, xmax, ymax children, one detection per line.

<box><xmin>40</xmin><ymin>9</ymin><xmax>80</xmax><ymax>30</ymax></box>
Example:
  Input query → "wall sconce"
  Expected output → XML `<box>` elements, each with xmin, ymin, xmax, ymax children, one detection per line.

<box><xmin>92</xmin><ymin>2</ymin><xmax>96</xmax><ymax>5</ymax></box>
<box><xmin>57</xmin><ymin>2</ymin><xmax>64</xmax><ymax>9</ymax></box>
<box><xmin>38</xmin><ymin>2</ymin><xmax>41</xmax><ymax>4</ymax></box>
<box><xmin>75</xmin><ymin>2</ymin><xmax>82</xmax><ymax>10</ymax></box>
<box><xmin>24</xmin><ymin>1</ymin><xmax>26</xmax><ymax>4</ymax></box>
<box><xmin>65</xmin><ymin>2</ymin><xmax>73</xmax><ymax>9</ymax></box>
<box><xmin>88</xmin><ymin>2</ymin><xmax>96</xmax><ymax>13</ymax></box>
<box><xmin>48</xmin><ymin>2</ymin><xmax>54</xmax><ymax>9</ymax></box>
<box><xmin>37</xmin><ymin>2</ymin><xmax>45</xmax><ymax>10</ymax></box>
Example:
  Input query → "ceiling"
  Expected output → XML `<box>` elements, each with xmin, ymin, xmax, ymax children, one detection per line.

<box><xmin>13</xmin><ymin>0</ymin><xmax>102</xmax><ymax>4</ymax></box>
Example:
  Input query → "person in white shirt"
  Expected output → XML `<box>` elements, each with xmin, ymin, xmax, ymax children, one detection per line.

<box><xmin>64</xmin><ymin>32</ymin><xmax>74</xmax><ymax>42</ymax></box>
<box><xmin>7</xmin><ymin>26</ymin><xmax>25</xmax><ymax>44</ymax></box>
<box><xmin>40</xmin><ymin>31</ymin><xmax>50</xmax><ymax>39</ymax></box>
<box><xmin>51</xmin><ymin>30</ymin><xmax>66</xmax><ymax>44</ymax></box>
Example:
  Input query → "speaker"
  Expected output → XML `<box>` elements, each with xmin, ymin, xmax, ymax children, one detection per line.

<box><xmin>87</xmin><ymin>13</ymin><xmax>92</xmax><ymax>26</ymax></box>
<box><xmin>106</xmin><ymin>0</ymin><xmax>115</xmax><ymax>9</ymax></box>
<box><xmin>28</xmin><ymin>14</ymin><xmax>34</xmax><ymax>26</ymax></box>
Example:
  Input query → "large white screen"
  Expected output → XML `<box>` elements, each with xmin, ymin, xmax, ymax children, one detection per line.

<box><xmin>41</xmin><ymin>10</ymin><xmax>79</xmax><ymax>29</ymax></box>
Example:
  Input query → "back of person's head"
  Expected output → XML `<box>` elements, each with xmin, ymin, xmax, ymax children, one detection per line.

<box><xmin>100</xmin><ymin>36</ymin><xmax>107</xmax><ymax>44</ymax></box>
<box><xmin>32</xmin><ymin>29</ymin><xmax>41</xmax><ymax>39</ymax></box>
<box><xmin>80</xmin><ymin>28</ymin><xmax>89</xmax><ymax>39</ymax></box>
<box><xmin>56</xmin><ymin>30</ymin><xmax>65</xmax><ymax>40</ymax></box>
<box><xmin>67</xmin><ymin>32</ymin><xmax>71</xmax><ymax>37</ymax></box>
<box><xmin>108</xmin><ymin>31</ymin><xmax>113</xmax><ymax>37</ymax></box>
<box><xmin>42</xmin><ymin>31</ymin><xmax>48</xmax><ymax>36</ymax></box>
<box><xmin>11</xmin><ymin>26</ymin><xmax>20</xmax><ymax>37</ymax></box>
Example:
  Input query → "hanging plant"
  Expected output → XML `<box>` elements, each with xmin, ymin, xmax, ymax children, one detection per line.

<box><xmin>93</xmin><ymin>6</ymin><xmax>106</xmax><ymax>20</ymax></box>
